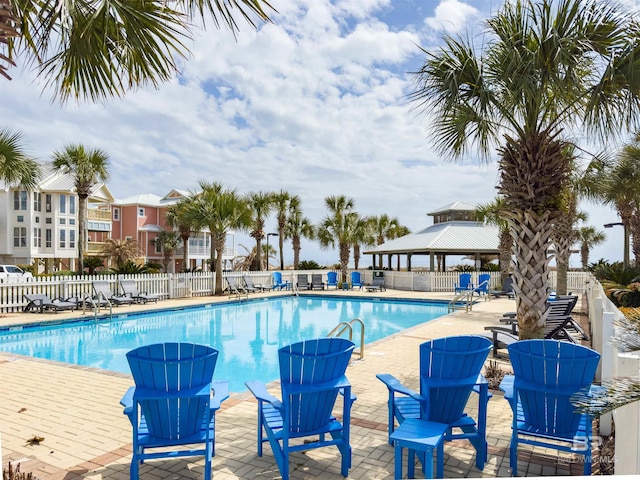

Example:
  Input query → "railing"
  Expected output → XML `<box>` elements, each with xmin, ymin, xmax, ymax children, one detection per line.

<box><xmin>448</xmin><ymin>290</ymin><xmax>474</xmax><ymax>313</ymax></box>
<box><xmin>327</xmin><ymin>318</ymin><xmax>365</xmax><ymax>360</ymax></box>
<box><xmin>86</xmin><ymin>242</ymin><xmax>107</xmax><ymax>254</ymax></box>
<box><xmin>87</xmin><ymin>209</ymin><xmax>112</xmax><ymax>221</ymax></box>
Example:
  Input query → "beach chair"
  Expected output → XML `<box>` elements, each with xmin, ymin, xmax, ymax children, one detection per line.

<box><xmin>500</xmin><ymin>340</ymin><xmax>600</xmax><ymax>476</ymax></box>
<box><xmin>272</xmin><ymin>271</ymin><xmax>289</xmax><ymax>290</ymax></box>
<box><xmin>93</xmin><ymin>281</ymin><xmax>135</xmax><ymax>305</ymax></box>
<box><xmin>350</xmin><ymin>271</ymin><xmax>364</xmax><ymax>290</ymax></box>
<box><xmin>377</xmin><ymin>335</ymin><xmax>493</xmax><ymax>476</ymax></box>
<box><xmin>366</xmin><ymin>276</ymin><xmax>386</xmax><ymax>292</ymax></box>
<box><xmin>23</xmin><ymin>293</ymin><xmax>77</xmax><ymax>313</ymax></box>
<box><xmin>473</xmin><ymin>273</ymin><xmax>491</xmax><ymax>296</ymax></box>
<box><xmin>246</xmin><ymin>338</ymin><xmax>356</xmax><ymax>480</ymax></box>
<box><xmin>296</xmin><ymin>274</ymin><xmax>310</xmax><ymax>290</ymax></box>
<box><xmin>489</xmin><ymin>276</ymin><xmax>515</xmax><ymax>298</ymax></box>
<box><xmin>226</xmin><ymin>276</ymin><xmax>247</xmax><ymax>295</ymax></box>
<box><xmin>121</xmin><ymin>342</ymin><xmax>229</xmax><ymax>480</ymax></box>
<box><xmin>327</xmin><ymin>271</ymin><xmax>338</xmax><ymax>289</ymax></box>
<box><xmin>454</xmin><ymin>273</ymin><xmax>473</xmax><ymax>293</ymax></box>
<box><xmin>311</xmin><ymin>273</ymin><xmax>325</xmax><ymax>290</ymax></box>
<box><xmin>243</xmin><ymin>275</ymin><xmax>271</xmax><ymax>292</ymax></box>
<box><xmin>120</xmin><ymin>279</ymin><xmax>161</xmax><ymax>304</ymax></box>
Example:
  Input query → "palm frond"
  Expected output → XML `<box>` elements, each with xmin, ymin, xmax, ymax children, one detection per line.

<box><xmin>572</xmin><ymin>377</ymin><xmax>640</xmax><ymax>416</ymax></box>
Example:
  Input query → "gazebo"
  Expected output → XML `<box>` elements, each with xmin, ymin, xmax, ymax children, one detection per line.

<box><xmin>364</xmin><ymin>201</ymin><xmax>500</xmax><ymax>271</ymax></box>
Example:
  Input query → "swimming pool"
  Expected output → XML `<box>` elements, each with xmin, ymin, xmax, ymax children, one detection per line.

<box><xmin>0</xmin><ymin>296</ymin><xmax>449</xmax><ymax>392</ymax></box>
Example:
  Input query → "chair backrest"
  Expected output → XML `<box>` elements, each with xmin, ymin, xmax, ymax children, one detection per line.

<box><xmin>120</xmin><ymin>279</ymin><xmax>138</xmax><ymax>296</ymax></box>
<box><xmin>457</xmin><ymin>273</ymin><xmax>472</xmax><ymax>288</ymax></box>
<box><xmin>546</xmin><ymin>296</ymin><xmax>577</xmax><ymax>317</ymax></box>
<box><xmin>350</xmin><ymin>271</ymin><xmax>362</xmax><ymax>285</ymax></box>
<box><xmin>477</xmin><ymin>273</ymin><xmax>490</xmax><ymax>291</ymax></box>
<box><xmin>502</xmin><ymin>276</ymin><xmax>514</xmax><ymax>292</ymax></box>
<box><xmin>508</xmin><ymin>340</ymin><xmax>600</xmax><ymax>435</ymax></box>
<box><xmin>419</xmin><ymin>335</ymin><xmax>492</xmax><ymax>424</ymax></box>
<box><xmin>297</xmin><ymin>274</ymin><xmax>309</xmax><ymax>285</ymax></box>
<box><xmin>372</xmin><ymin>276</ymin><xmax>384</xmax><ymax>286</ymax></box>
<box><xmin>244</xmin><ymin>275</ymin><xmax>255</xmax><ymax>287</ymax></box>
<box><xmin>272</xmin><ymin>271</ymin><xmax>283</xmax><ymax>286</ymax></box>
<box><xmin>227</xmin><ymin>276</ymin><xmax>240</xmax><ymax>287</ymax></box>
<box><xmin>25</xmin><ymin>293</ymin><xmax>51</xmax><ymax>303</ymax></box>
<box><xmin>311</xmin><ymin>274</ymin><xmax>323</xmax><ymax>284</ymax></box>
<box><xmin>93</xmin><ymin>281</ymin><xmax>113</xmax><ymax>299</ymax></box>
<box><xmin>279</xmin><ymin>338</ymin><xmax>354</xmax><ymax>434</ymax></box>
<box><xmin>127</xmin><ymin>342</ymin><xmax>218</xmax><ymax>440</ymax></box>
<box><xmin>327</xmin><ymin>271</ymin><xmax>338</xmax><ymax>285</ymax></box>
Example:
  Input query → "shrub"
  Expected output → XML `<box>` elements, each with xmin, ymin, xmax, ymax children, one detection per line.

<box><xmin>593</xmin><ymin>262</ymin><xmax>640</xmax><ymax>286</ymax></box>
<box><xmin>3</xmin><ymin>462</ymin><xmax>38</xmax><ymax>480</ymax></box>
<box><xmin>453</xmin><ymin>264</ymin><xmax>475</xmax><ymax>272</ymax></box>
<box><xmin>298</xmin><ymin>260</ymin><xmax>322</xmax><ymax>270</ymax></box>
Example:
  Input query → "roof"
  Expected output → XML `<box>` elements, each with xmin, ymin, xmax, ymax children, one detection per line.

<box><xmin>427</xmin><ymin>201</ymin><xmax>478</xmax><ymax>215</ymax></box>
<box><xmin>364</xmin><ymin>221</ymin><xmax>500</xmax><ymax>255</ymax></box>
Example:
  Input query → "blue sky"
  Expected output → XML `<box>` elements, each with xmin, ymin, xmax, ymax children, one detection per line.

<box><xmin>0</xmin><ymin>0</ymin><xmax>635</xmax><ymax>268</ymax></box>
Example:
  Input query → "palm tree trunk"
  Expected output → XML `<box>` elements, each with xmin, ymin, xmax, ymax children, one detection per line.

<box><xmin>630</xmin><ymin>211</ymin><xmax>640</xmax><ymax>267</ymax></box>
<box><xmin>78</xmin><ymin>194</ymin><xmax>88</xmax><ymax>274</ymax></box>
<box><xmin>293</xmin><ymin>237</ymin><xmax>301</xmax><ymax>270</ymax></box>
<box><xmin>278</xmin><ymin>230</ymin><xmax>285</xmax><ymax>270</ymax></box>
<box><xmin>506</xmin><ymin>208</ymin><xmax>555</xmax><ymax>339</ymax></box>
<box><xmin>181</xmin><ymin>233</ymin><xmax>189</xmax><ymax>270</ymax></box>
<box><xmin>498</xmin><ymin>228</ymin><xmax>513</xmax><ymax>284</ymax></box>
<box><xmin>353</xmin><ymin>244</ymin><xmax>361</xmax><ymax>270</ymax></box>
<box><xmin>339</xmin><ymin>242</ymin><xmax>350</xmax><ymax>283</ymax></box>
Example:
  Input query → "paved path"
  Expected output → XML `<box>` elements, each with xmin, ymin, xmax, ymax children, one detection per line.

<box><xmin>0</xmin><ymin>289</ymin><xmax>588</xmax><ymax>478</ymax></box>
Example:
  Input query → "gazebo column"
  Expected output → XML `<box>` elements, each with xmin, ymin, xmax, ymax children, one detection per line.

<box><xmin>387</xmin><ymin>254</ymin><xmax>392</xmax><ymax>270</ymax></box>
<box><xmin>429</xmin><ymin>252</ymin><xmax>435</xmax><ymax>272</ymax></box>
<box><xmin>407</xmin><ymin>253</ymin><xmax>412</xmax><ymax>272</ymax></box>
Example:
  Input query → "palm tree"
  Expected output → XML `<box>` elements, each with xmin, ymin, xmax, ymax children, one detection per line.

<box><xmin>165</xmin><ymin>197</ymin><xmax>199</xmax><ymax>271</ymax></box>
<box><xmin>52</xmin><ymin>144</ymin><xmax>109</xmax><ymax>275</ymax></box>
<box><xmin>247</xmin><ymin>191</ymin><xmax>274</xmax><ymax>271</ymax></box>
<box><xmin>151</xmin><ymin>230</ymin><xmax>179</xmax><ymax>272</ymax></box>
<box><xmin>190</xmin><ymin>181</ymin><xmax>252</xmax><ymax>294</ymax></box>
<box><xmin>475</xmin><ymin>198</ymin><xmax>512</xmax><ymax>284</ymax></box>
<box><xmin>317</xmin><ymin>196</ymin><xmax>358</xmax><ymax>283</ymax></box>
<box><xmin>577</xmin><ymin>227</ymin><xmax>606</xmax><ymax>269</ymax></box>
<box><xmin>101</xmin><ymin>238</ymin><xmax>142</xmax><ymax>268</ymax></box>
<box><xmin>369</xmin><ymin>214</ymin><xmax>400</xmax><ymax>269</ymax></box>
<box><xmin>351</xmin><ymin>215</ymin><xmax>374</xmax><ymax>271</ymax></box>
<box><xmin>411</xmin><ymin>0</ymin><xmax>640</xmax><ymax>339</ymax></box>
<box><xmin>272</xmin><ymin>189</ymin><xmax>290</xmax><ymax>270</ymax></box>
<box><xmin>0</xmin><ymin>127</ymin><xmax>41</xmax><ymax>189</ymax></box>
<box><xmin>284</xmin><ymin>196</ymin><xmax>314</xmax><ymax>270</ymax></box>
<box><xmin>4</xmin><ymin>1</ymin><xmax>273</xmax><ymax>102</ymax></box>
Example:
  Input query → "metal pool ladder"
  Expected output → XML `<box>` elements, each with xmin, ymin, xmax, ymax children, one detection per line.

<box><xmin>327</xmin><ymin>318</ymin><xmax>365</xmax><ymax>360</ymax></box>
<box><xmin>448</xmin><ymin>290</ymin><xmax>474</xmax><ymax>313</ymax></box>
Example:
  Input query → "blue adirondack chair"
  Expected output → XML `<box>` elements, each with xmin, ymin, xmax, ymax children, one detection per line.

<box><xmin>473</xmin><ymin>273</ymin><xmax>491</xmax><ymax>296</ymax></box>
<box><xmin>454</xmin><ymin>273</ymin><xmax>473</xmax><ymax>293</ymax></box>
<box><xmin>377</xmin><ymin>335</ymin><xmax>492</xmax><ymax>477</ymax></box>
<box><xmin>272</xmin><ymin>271</ymin><xmax>289</xmax><ymax>290</ymax></box>
<box><xmin>500</xmin><ymin>339</ymin><xmax>600</xmax><ymax>476</ymax></box>
<box><xmin>350</xmin><ymin>271</ymin><xmax>364</xmax><ymax>290</ymax></box>
<box><xmin>327</xmin><ymin>271</ymin><xmax>339</xmax><ymax>289</ymax></box>
<box><xmin>121</xmin><ymin>342</ymin><xmax>229</xmax><ymax>480</ymax></box>
<box><xmin>246</xmin><ymin>338</ymin><xmax>356</xmax><ymax>480</ymax></box>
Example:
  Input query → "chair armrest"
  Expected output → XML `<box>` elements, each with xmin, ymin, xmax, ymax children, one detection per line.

<box><xmin>499</xmin><ymin>375</ymin><xmax>515</xmax><ymax>400</ymax></box>
<box><xmin>120</xmin><ymin>386</ymin><xmax>136</xmax><ymax>416</ymax></box>
<box><xmin>376</xmin><ymin>373</ymin><xmax>422</xmax><ymax>400</ymax></box>
<box><xmin>338</xmin><ymin>387</ymin><xmax>357</xmax><ymax>403</ymax></box>
<box><xmin>282</xmin><ymin>375</ymin><xmax>351</xmax><ymax>395</ymax></box>
<box><xmin>134</xmin><ymin>384</ymin><xmax>211</xmax><ymax>401</ymax></box>
<box><xmin>245</xmin><ymin>380</ymin><xmax>283</xmax><ymax>410</ymax></box>
<box><xmin>211</xmin><ymin>380</ymin><xmax>229</xmax><ymax>410</ymax></box>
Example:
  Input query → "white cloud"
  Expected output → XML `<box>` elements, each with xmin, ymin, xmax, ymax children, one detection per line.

<box><xmin>424</xmin><ymin>0</ymin><xmax>480</xmax><ymax>34</ymax></box>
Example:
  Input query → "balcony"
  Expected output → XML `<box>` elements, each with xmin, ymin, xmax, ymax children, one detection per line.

<box><xmin>86</xmin><ymin>242</ymin><xmax>106</xmax><ymax>255</ymax></box>
<box><xmin>87</xmin><ymin>209</ymin><xmax>112</xmax><ymax>221</ymax></box>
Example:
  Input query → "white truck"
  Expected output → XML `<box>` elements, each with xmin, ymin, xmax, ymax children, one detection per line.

<box><xmin>0</xmin><ymin>265</ymin><xmax>34</xmax><ymax>283</ymax></box>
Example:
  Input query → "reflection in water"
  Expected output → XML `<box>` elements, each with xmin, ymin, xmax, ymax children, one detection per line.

<box><xmin>0</xmin><ymin>297</ymin><xmax>448</xmax><ymax>392</ymax></box>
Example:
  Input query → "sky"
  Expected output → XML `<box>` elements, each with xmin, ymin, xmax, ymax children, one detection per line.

<box><xmin>0</xmin><ymin>0</ymin><xmax>636</xmax><ymax>268</ymax></box>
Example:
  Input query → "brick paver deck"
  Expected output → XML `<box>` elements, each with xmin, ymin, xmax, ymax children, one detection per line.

<box><xmin>0</xmin><ymin>289</ymin><xmax>591</xmax><ymax>478</ymax></box>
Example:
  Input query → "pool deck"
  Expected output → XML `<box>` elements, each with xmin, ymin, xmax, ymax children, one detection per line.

<box><xmin>0</xmin><ymin>288</ymin><xmax>591</xmax><ymax>479</ymax></box>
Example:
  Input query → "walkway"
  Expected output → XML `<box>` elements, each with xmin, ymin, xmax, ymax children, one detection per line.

<box><xmin>0</xmin><ymin>289</ymin><xmax>589</xmax><ymax>478</ymax></box>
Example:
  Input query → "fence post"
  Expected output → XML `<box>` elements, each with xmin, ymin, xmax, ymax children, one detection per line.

<box><xmin>614</xmin><ymin>352</ymin><xmax>640</xmax><ymax>474</ymax></box>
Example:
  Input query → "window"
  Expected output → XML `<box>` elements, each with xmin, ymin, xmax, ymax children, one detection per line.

<box><xmin>45</xmin><ymin>194</ymin><xmax>52</xmax><ymax>213</ymax></box>
<box><xmin>46</xmin><ymin>229</ymin><xmax>52</xmax><ymax>248</ymax></box>
<box><xmin>33</xmin><ymin>192</ymin><xmax>41</xmax><ymax>211</ymax></box>
<box><xmin>35</xmin><ymin>217</ymin><xmax>39</xmax><ymax>223</ymax></box>
<box><xmin>59</xmin><ymin>218</ymin><xmax>66</xmax><ymax>225</ymax></box>
<box><xmin>13</xmin><ymin>227</ymin><xmax>27</xmax><ymax>247</ymax></box>
<box><xmin>60</xmin><ymin>195</ymin><xmax>66</xmax><ymax>214</ymax></box>
<box><xmin>17</xmin><ymin>215</ymin><xmax>24</xmax><ymax>222</ymax></box>
<box><xmin>69</xmin><ymin>230</ymin><xmax>76</xmax><ymax>249</ymax></box>
<box><xmin>69</xmin><ymin>196</ymin><xmax>76</xmax><ymax>214</ymax></box>
<box><xmin>45</xmin><ymin>218</ymin><xmax>52</xmax><ymax>224</ymax></box>
<box><xmin>13</xmin><ymin>191</ymin><xmax>27</xmax><ymax>210</ymax></box>
<box><xmin>113</xmin><ymin>208</ymin><xmax>120</xmax><ymax>221</ymax></box>
<box><xmin>69</xmin><ymin>218</ymin><xmax>76</xmax><ymax>225</ymax></box>
<box><xmin>155</xmin><ymin>240</ymin><xmax>161</xmax><ymax>254</ymax></box>
<box><xmin>138</xmin><ymin>207</ymin><xmax>145</xmax><ymax>217</ymax></box>
<box><xmin>125</xmin><ymin>236</ymin><xmax>133</xmax><ymax>241</ymax></box>
<box><xmin>59</xmin><ymin>229</ymin><xmax>66</xmax><ymax>248</ymax></box>
<box><xmin>33</xmin><ymin>228</ymin><xmax>41</xmax><ymax>248</ymax></box>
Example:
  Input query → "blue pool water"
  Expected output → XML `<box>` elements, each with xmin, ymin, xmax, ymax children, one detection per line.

<box><xmin>0</xmin><ymin>296</ymin><xmax>448</xmax><ymax>392</ymax></box>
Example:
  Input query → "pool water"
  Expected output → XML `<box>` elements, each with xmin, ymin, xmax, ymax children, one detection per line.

<box><xmin>0</xmin><ymin>296</ymin><xmax>449</xmax><ymax>392</ymax></box>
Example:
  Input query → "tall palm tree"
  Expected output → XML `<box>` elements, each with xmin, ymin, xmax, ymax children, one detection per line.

<box><xmin>369</xmin><ymin>214</ymin><xmax>400</xmax><ymax>269</ymax></box>
<box><xmin>284</xmin><ymin>196</ymin><xmax>314</xmax><ymax>270</ymax></box>
<box><xmin>190</xmin><ymin>181</ymin><xmax>252</xmax><ymax>294</ymax></box>
<box><xmin>352</xmin><ymin>215</ymin><xmax>374</xmax><ymax>270</ymax></box>
<box><xmin>411</xmin><ymin>0</ymin><xmax>640</xmax><ymax>339</ymax></box>
<box><xmin>101</xmin><ymin>238</ymin><xmax>141</xmax><ymax>268</ymax></box>
<box><xmin>317</xmin><ymin>196</ymin><xmax>357</xmax><ymax>283</ymax></box>
<box><xmin>475</xmin><ymin>198</ymin><xmax>512</xmax><ymax>284</ymax></box>
<box><xmin>247</xmin><ymin>191</ymin><xmax>274</xmax><ymax>271</ymax></box>
<box><xmin>0</xmin><ymin>127</ymin><xmax>41</xmax><ymax>189</ymax></box>
<box><xmin>272</xmin><ymin>189</ymin><xmax>290</xmax><ymax>270</ymax></box>
<box><xmin>52</xmin><ymin>144</ymin><xmax>109</xmax><ymax>274</ymax></box>
<box><xmin>151</xmin><ymin>230</ymin><xmax>179</xmax><ymax>272</ymax></box>
<box><xmin>5</xmin><ymin>1</ymin><xmax>273</xmax><ymax>101</ymax></box>
<box><xmin>576</xmin><ymin>226</ymin><xmax>606</xmax><ymax>269</ymax></box>
<box><xmin>165</xmin><ymin>197</ymin><xmax>199</xmax><ymax>271</ymax></box>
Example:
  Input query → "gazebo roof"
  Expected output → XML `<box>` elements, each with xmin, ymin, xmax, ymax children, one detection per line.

<box><xmin>427</xmin><ymin>201</ymin><xmax>478</xmax><ymax>215</ymax></box>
